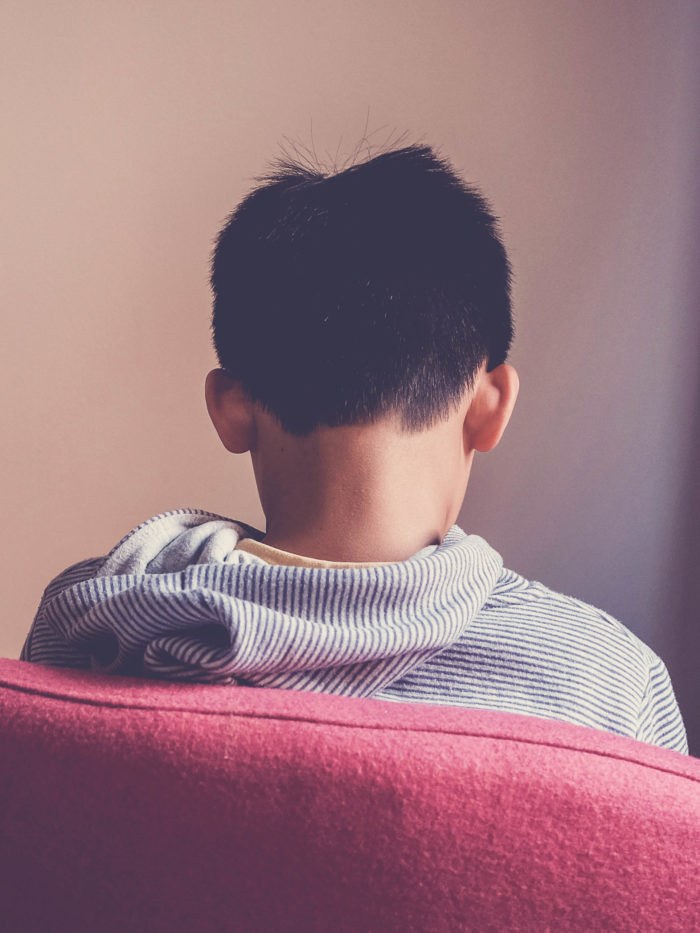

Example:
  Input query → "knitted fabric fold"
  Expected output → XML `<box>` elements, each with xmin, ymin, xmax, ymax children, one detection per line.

<box><xmin>40</xmin><ymin>509</ymin><xmax>503</xmax><ymax>696</ymax></box>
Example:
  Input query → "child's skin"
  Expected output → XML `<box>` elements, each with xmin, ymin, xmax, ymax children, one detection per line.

<box><xmin>205</xmin><ymin>360</ymin><xmax>519</xmax><ymax>563</ymax></box>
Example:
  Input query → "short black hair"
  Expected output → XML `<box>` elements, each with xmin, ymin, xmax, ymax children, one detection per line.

<box><xmin>210</xmin><ymin>144</ymin><xmax>513</xmax><ymax>435</ymax></box>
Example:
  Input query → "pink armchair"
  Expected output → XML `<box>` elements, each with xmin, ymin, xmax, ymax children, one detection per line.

<box><xmin>1</xmin><ymin>657</ymin><xmax>698</xmax><ymax>932</ymax></box>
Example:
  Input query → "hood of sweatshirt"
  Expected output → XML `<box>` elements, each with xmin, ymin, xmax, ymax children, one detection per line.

<box><xmin>43</xmin><ymin>509</ymin><xmax>504</xmax><ymax>696</ymax></box>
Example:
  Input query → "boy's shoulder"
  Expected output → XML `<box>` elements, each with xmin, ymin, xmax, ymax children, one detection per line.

<box><xmin>387</xmin><ymin>562</ymin><xmax>688</xmax><ymax>753</ymax></box>
<box><xmin>484</xmin><ymin>566</ymin><xmax>687</xmax><ymax>750</ymax></box>
<box><xmin>21</xmin><ymin>556</ymin><xmax>105</xmax><ymax>666</ymax></box>
<box><xmin>42</xmin><ymin>556</ymin><xmax>107</xmax><ymax>595</ymax></box>
<box><xmin>486</xmin><ymin>566</ymin><xmax>656</xmax><ymax>667</ymax></box>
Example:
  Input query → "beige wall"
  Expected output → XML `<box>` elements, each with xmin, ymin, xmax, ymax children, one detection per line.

<box><xmin>2</xmin><ymin>1</ymin><xmax>698</xmax><ymax>748</ymax></box>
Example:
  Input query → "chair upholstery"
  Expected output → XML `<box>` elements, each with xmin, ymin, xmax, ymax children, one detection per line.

<box><xmin>1</xmin><ymin>657</ymin><xmax>699</xmax><ymax>932</ymax></box>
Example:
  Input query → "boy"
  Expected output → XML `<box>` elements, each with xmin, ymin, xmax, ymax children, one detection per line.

<box><xmin>22</xmin><ymin>145</ymin><xmax>687</xmax><ymax>753</ymax></box>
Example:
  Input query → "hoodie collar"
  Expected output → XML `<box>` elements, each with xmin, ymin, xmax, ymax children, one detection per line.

<box><xmin>46</xmin><ymin>509</ymin><xmax>503</xmax><ymax>696</ymax></box>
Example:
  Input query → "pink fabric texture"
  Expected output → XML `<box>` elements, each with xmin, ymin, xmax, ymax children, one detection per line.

<box><xmin>1</xmin><ymin>658</ymin><xmax>699</xmax><ymax>932</ymax></box>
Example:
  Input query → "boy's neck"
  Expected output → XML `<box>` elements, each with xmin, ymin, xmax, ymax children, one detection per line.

<box><xmin>250</xmin><ymin>412</ymin><xmax>473</xmax><ymax>564</ymax></box>
<box><xmin>260</xmin><ymin>508</ymin><xmax>444</xmax><ymax>565</ymax></box>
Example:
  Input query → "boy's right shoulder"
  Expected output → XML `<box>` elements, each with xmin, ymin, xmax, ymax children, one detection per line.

<box><xmin>487</xmin><ymin>566</ymin><xmax>657</xmax><ymax>667</ymax></box>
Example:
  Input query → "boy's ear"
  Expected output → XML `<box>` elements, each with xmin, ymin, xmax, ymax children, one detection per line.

<box><xmin>205</xmin><ymin>369</ymin><xmax>257</xmax><ymax>454</ymax></box>
<box><xmin>463</xmin><ymin>363</ymin><xmax>519</xmax><ymax>453</ymax></box>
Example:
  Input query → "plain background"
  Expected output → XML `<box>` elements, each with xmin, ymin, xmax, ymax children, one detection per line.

<box><xmin>2</xmin><ymin>0</ymin><xmax>698</xmax><ymax>753</ymax></box>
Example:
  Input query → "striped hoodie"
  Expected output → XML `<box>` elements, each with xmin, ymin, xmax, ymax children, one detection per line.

<box><xmin>21</xmin><ymin>508</ymin><xmax>688</xmax><ymax>754</ymax></box>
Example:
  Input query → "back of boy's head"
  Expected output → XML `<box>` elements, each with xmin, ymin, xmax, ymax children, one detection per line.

<box><xmin>210</xmin><ymin>144</ymin><xmax>513</xmax><ymax>436</ymax></box>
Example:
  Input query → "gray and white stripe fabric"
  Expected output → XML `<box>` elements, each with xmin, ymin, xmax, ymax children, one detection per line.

<box><xmin>21</xmin><ymin>508</ymin><xmax>688</xmax><ymax>753</ymax></box>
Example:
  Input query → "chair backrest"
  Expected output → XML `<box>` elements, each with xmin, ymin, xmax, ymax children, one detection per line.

<box><xmin>1</xmin><ymin>657</ymin><xmax>699</xmax><ymax>932</ymax></box>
